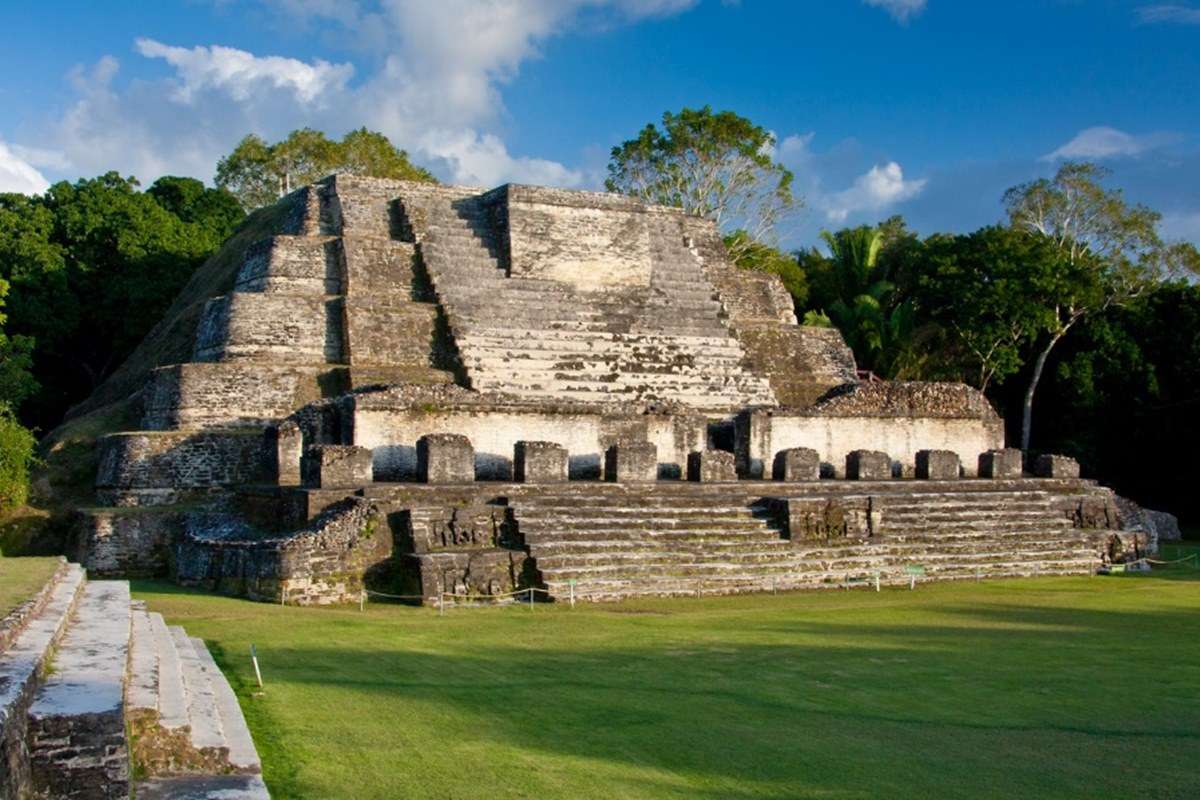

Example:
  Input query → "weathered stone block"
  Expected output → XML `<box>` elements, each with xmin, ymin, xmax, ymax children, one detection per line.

<box><xmin>916</xmin><ymin>449</ymin><xmax>961</xmax><ymax>480</ymax></box>
<box><xmin>604</xmin><ymin>442</ymin><xmax>657</xmax><ymax>483</ymax></box>
<box><xmin>979</xmin><ymin>448</ymin><xmax>1024</xmax><ymax>478</ymax></box>
<box><xmin>417</xmin><ymin>434</ymin><xmax>475</xmax><ymax>483</ymax></box>
<box><xmin>301</xmin><ymin>445</ymin><xmax>373</xmax><ymax>488</ymax></box>
<box><xmin>846</xmin><ymin>450</ymin><xmax>891</xmax><ymax>480</ymax></box>
<box><xmin>1034</xmin><ymin>453</ymin><xmax>1080</xmax><ymax>478</ymax></box>
<box><xmin>687</xmin><ymin>450</ymin><xmax>737</xmax><ymax>482</ymax></box>
<box><xmin>772</xmin><ymin>447</ymin><xmax>821</xmax><ymax>481</ymax></box>
<box><xmin>513</xmin><ymin>441</ymin><xmax>568</xmax><ymax>483</ymax></box>
<box><xmin>266</xmin><ymin>422</ymin><xmax>303</xmax><ymax>486</ymax></box>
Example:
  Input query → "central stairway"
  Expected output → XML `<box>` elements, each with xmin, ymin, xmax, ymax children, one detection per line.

<box><xmin>402</xmin><ymin>189</ymin><xmax>778</xmax><ymax>411</ymax></box>
<box><xmin>509</xmin><ymin>483</ymin><xmax>1109</xmax><ymax>602</ymax></box>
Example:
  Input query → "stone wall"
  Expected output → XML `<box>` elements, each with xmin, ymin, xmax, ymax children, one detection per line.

<box><xmin>173</xmin><ymin>498</ymin><xmax>390</xmax><ymax>604</ymax></box>
<box><xmin>193</xmin><ymin>293</ymin><xmax>344</xmax><ymax>364</ymax></box>
<box><xmin>504</xmin><ymin>184</ymin><xmax>654</xmax><ymax>290</ymax></box>
<box><xmin>234</xmin><ymin>235</ymin><xmax>342</xmax><ymax>295</ymax></box>
<box><xmin>142</xmin><ymin>363</ymin><xmax>339</xmax><ymax>430</ymax></box>
<box><xmin>735</xmin><ymin>384</ymin><xmax>1005</xmax><ymax>478</ymax></box>
<box><xmin>346</xmin><ymin>386</ymin><xmax>708</xmax><ymax>481</ymax></box>
<box><xmin>96</xmin><ymin>431</ymin><xmax>265</xmax><ymax>505</ymax></box>
<box><xmin>71</xmin><ymin>509</ymin><xmax>181</xmax><ymax>577</ymax></box>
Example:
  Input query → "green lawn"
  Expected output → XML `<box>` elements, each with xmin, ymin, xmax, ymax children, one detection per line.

<box><xmin>0</xmin><ymin>556</ymin><xmax>60</xmax><ymax>617</ymax></box>
<box><xmin>134</xmin><ymin>565</ymin><xmax>1200</xmax><ymax>800</ymax></box>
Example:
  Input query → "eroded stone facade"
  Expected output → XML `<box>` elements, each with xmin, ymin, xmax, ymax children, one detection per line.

<box><xmin>73</xmin><ymin>174</ymin><xmax>1150</xmax><ymax>604</ymax></box>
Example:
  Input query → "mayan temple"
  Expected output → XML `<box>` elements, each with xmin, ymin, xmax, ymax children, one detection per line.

<box><xmin>69</xmin><ymin>174</ymin><xmax>1140</xmax><ymax>606</ymax></box>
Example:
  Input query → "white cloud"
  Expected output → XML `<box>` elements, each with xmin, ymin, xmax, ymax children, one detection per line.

<box><xmin>134</xmin><ymin>38</ymin><xmax>354</xmax><ymax>104</ymax></box>
<box><xmin>19</xmin><ymin>1</ymin><xmax>700</xmax><ymax>189</ymax></box>
<box><xmin>823</xmin><ymin>162</ymin><xmax>927</xmax><ymax>222</ymax></box>
<box><xmin>1136</xmin><ymin>4</ymin><xmax>1200</xmax><ymax>25</ymax></box>
<box><xmin>0</xmin><ymin>141</ymin><xmax>51</xmax><ymax>194</ymax></box>
<box><xmin>1161</xmin><ymin>210</ymin><xmax>1200</xmax><ymax>244</ymax></box>
<box><xmin>863</xmin><ymin>0</ymin><xmax>927</xmax><ymax>23</ymax></box>
<box><xmin>1042</xmin><ymin>126</ymin><xmax>1178</xmax><ymax>161</ymax></box>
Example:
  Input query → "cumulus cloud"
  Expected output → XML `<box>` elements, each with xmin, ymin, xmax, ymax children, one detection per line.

<box><xmin>134</xmin><ymin>38</ymin><xmax>354</xmax><ymax>104</ymax></box>
<box><xmin>1042</xmin><ymin>126</ymin><xmax>1179</xmax><ymax>161</ymax></box>
<box><xmin>0</xmin><ymin>141</ymin><xmax>51</xmax><ymax>194</ymax></box>
<box><xmin>823</xmin><ymin>162</ymin><xmax>927</xmax><ymax>222</ymax></box>
<box><xmin>21</xmin><ymin>0</ymin><xmax>701</xmax><ymax>189</ymax></box>
<box><xmin>1136</xmin><ymin>4</ymin><xmax>1200</xmax><ymax>25</ymax></box>
<box><xmin>862</xmin><ymin>0</ymin><xmax>927</xmax><ymax>23</ymax></box>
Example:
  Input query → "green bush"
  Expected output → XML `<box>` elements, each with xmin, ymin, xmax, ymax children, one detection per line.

<box><xmin>0</xmin><ymin>407</ymin><xmax>36</xmax><ymax>510</ymax></box>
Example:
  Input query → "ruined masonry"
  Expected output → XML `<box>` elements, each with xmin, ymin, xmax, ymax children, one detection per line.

<box><xmin>0</xmin><ymin>559</ymin><xmax>267</xmax><ymax>800</ymax></box>
<box><xmin>73</xmin><ymin>174</ymin><xmax>1148</xmax><ymax>607</ymax></box>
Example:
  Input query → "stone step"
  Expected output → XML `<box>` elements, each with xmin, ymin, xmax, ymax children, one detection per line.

<box><xmin>0</xmin><ymin>563</ymin><xmax>86</xmax><ymax>795</ymax></box>
<box><xmin>191</xmin><ymin>637</ymin><xmax>261</xmax><ymax>771</ymax></box>
<box><xmin>535</xmin><ymin>537</ymin><xmax>1096</xmax><ymax>569</ymax></box>
<box><xmin>0</xmin><ymin>559</ymin><xmax>70</xmax><ymax>657</ymax></box>
<box><xmin>135</xmin><ymin>774</ymin><xmax>271</xmax><ymax>800</ymax></box>
<box><xmin>539</xmin><ymin>552</ymin><xmax>1099</xmax><ymax>584</ymax></box>
<box><xmin>28</xmin><ymin>580</ymin><xmax>132</xmax><ymax>799</ymax></box>
<box><xmin>543</xmin><ymin>559</ymin><xmax>1099</xmax><ymax>601</ymax></box>
<box><xmin>170</xmin><ymin>626</ymin><xmax>227</xmax><ymax>754</ymax></box>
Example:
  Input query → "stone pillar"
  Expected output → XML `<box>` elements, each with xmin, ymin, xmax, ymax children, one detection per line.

<box><xmin>266</xmin><ymin>421</ymin><xmax>303</xmax><ymax>486</ymax></box>
<box><xmin>846</xmin><ymin>450</ymin><xmax>891</xmax><ymax>480</ymax></box>
<box><xmin>915</xmin><ymin>449</ymin><xmax>961</xmax><ymax>480</ymax></box>
<box><xmin>417</xmin><ymin>434</ymin><xmax>475</xmax><ymax>483</ymax></box>
<box><xmin>514</xmin><ymin>441</ymin><xmax>568</xmax><ymax>483</ymax></box>
<box><xmin>687</xmin><ymin>450</ymin><xmax>737</xmax><ymax>482</ymax></box>
<box><xmin>301</xmin><ymin>445</ymin><xmax>373</xmax><ymax>489</ymax></box>
<box><xmin>604</xmin><ymin>442</ymin><xmax>657</xmax><ymax>483</ymax></box>
<box><xmin>978</xmin><ymin>448</ymin><xmax>1023</xmax><ymax>478</ymax></box>
<box><xmin>772</xmin><ymin>448</ymin><xmax>821</xmax><ymax>481</ymax></box>
<box><xmin>733</xmin><ymin>408</ymin><xmax>773</xmax><ymax>479</ymax></box>
<box><xmin>1034</xmin><ymin>453</ymin><xmax>1080</xmax><ymax>478</ymax></box>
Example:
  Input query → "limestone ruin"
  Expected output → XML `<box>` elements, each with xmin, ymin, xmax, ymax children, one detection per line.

<box><xmin>69</xmin><ymin>174</ymin><xmax>1149</xmax><ymax>605</ymax></box>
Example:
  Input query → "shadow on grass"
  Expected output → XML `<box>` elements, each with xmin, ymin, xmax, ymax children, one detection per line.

<box><xmin>260</xmin><ymin>605</ymin><xmax>1199</xmax><ymax>796</ymax></box>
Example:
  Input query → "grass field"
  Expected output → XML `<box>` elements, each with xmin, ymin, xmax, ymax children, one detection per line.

<box><xmin>0</xmin><ymin>556</ymin><xmax>60</xmax><ymax>617</ymax></box>
<box><xmin>134</xmin><ymin>561</ymin><xmax>1200</xmax><ymax>800</ymax></box>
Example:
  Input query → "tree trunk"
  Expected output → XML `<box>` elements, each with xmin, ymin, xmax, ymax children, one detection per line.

<box><xmin>1020</xmin><ymin>332</ymin><xmax>1063</xmax><ymax>451</ymax></box>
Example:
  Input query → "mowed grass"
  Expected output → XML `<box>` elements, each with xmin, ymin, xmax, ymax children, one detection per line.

<box><xmin>0</xmin><ymin>556</ymin><xmax>60</xmax><ymax>616</ymax></box>
<box><xmin>134</xmin><ymin>563</ymin><xmax>1200</xmax><ymax>800</ymax></box>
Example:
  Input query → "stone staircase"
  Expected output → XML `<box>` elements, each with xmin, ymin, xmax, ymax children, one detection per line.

<box><xmin>403</xmin><ymin>191</ymin><xmax>778</xmax><ymax>411</ymax></box>
<box><xmin>0</xmin><ymin>560</ymin><xmax>266</xmax><ymax>799</ymax></box>
<box><xmin>510</xmin><ymin>484</ymin><xmax>1109</xmax><ymax>602</ymax></box>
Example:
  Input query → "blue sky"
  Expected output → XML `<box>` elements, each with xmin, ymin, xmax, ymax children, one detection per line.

<box><xmin>1</xmin><ymin>0</ymin><xmax>1198</xmax><ymax>248</ymax></box>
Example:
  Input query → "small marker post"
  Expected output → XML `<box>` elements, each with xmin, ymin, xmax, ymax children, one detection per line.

<box><xmin>874</xmin><ymin>573</ymin><xmax>881</xmax><ymax>592</ymax></box>
<box><xmin>250</xmin><ymin>644</ymin><xmax>263</xmax><ymax>688</ymax></box>
<box><xmin>569</xmin><ymin>579</ymin><xmax>576</xmax><ymax>608</ymax></box>
<box><xmin>529</xmin><ymin>587</ymin><xmax>535</xmax><ymax>610</ymax></box>
<box><xmin>360</xmin><ymin>590</ymin><xmax>365</xmax><ymax>612</ymax></box>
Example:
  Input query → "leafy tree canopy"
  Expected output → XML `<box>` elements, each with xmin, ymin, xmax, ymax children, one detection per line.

<box><xmin>0</xmin><ymin>173</ymin><xmax>244</xmax><ymax>430</ymax></box>
<box><xmin>606</xmin><ymin>107</ymin><xmax>798</xmax><ymax>262</ymax></box>
<box><xmin>216</xmin><ymin>127</ymin><xmax>436</xmax><ymax>211</ymax></box>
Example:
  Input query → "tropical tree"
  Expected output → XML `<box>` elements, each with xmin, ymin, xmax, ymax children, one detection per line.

<box><xmin>606</xmin><ymin>107</ymin><xmax>798</xmax><ymax>262</ymax></box>
<box><xmin>0</xmin><ymin>173</ymin><xmax>244</xmax><ymax>429</ymax></box>
<box><xmin>1002</xmin><ymin>161</ymin><xmax>1200</xmax><ymax>448</ymax></box>
<box><xmin>216</xmin><ymin>127</ymin><xmax>436</xmax><ymax>211</ymax></box>
<box><xmin>801</xmin><ymin>225</ymin><xmax>921</xmax><ymax>377</ymax></box>
<box><xmin>917</xmin><ymin>227</ymin><xmax>1072</xmax><ymax>392</ymax></box>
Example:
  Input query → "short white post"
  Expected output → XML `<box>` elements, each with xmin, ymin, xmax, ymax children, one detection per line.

<box><xmin>910</xmin><ymin>575</ymin><xmax>916</xmax><ymax>591</ymax></box>
<box><xmin>529</xmin><ymin>588</ymin><xmax>534</xmax><ymax>610</ymax></box>
<box><xmin>569</xmin><ymin>580</ymin><xmax>575</xmax><ymax>608</ymax></box>
<box><xmin>359</xmin><ymin>590</ymin><xmax>365</xmax><ymax>612</ymax></box>
<box><xmin>874</xmin><ymin>573</ymin><xmax>881</xmax><ymax>592</ymax></box>
<box><xmin>250</xmin><ymin>644</ymin><xmax>263</xmax><ymax>688</ymax></box>
<box><xmin>438</xmin><ymin>593</ymin><xmax>444</xmax><ymax>617</ymax></box>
